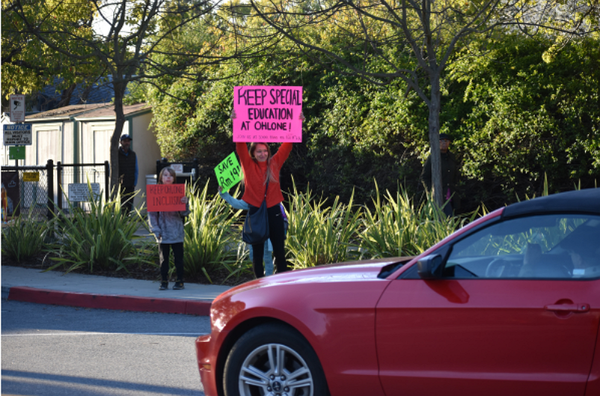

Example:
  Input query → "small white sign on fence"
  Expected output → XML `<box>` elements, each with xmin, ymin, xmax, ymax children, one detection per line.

<box><xmin>68</xmin><ymin>183</ymin><xmax>101</xmax><ymax>202</ymax></box>
<box><xmin>171</xmin><ymin>164</ymin><xmax>183</xmax><ymax>173</ymax></box>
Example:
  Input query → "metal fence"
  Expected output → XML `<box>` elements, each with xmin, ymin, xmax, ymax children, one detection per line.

<box><xmin>1</xmin><ymin>160</ymin><xmax>110</xmax><ymax>220</ymax></box>
<box><xmin>56</xmin><ymin>161</ymin><xmax>110</xmax><ymax>211</ymax></box>
<box><xmin>156</xmin><ymin>158</ymin><xmax>199</xmax><ymax>186</ymax></box>
<box><xmin>2</xmin><ymin>160</ymin><xmax>54</xmax><ymax>220</ymax></box>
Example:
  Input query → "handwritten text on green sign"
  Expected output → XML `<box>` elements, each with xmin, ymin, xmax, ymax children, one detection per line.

<box><xmin>215</xmin><ymin>152</ymin><xmax>241</xmax><ymax>192</ymax></box>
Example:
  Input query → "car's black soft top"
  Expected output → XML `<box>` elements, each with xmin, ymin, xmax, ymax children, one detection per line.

<box><xmin>502</xmin><ymin>188</ymin><xmax>600</xmax><ymax>219</ymax></box>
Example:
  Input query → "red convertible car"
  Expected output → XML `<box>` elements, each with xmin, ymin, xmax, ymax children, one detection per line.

<box><xmin>196</xmin><ymin>188</ymin><xmax>600</xmax><ymax>396</ymax></box>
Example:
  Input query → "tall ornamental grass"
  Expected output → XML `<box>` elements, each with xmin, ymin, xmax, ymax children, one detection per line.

<box><xmin>285</xmin><ymin>182</ymin><xmax>363</xmax><ymax>269</ymax></box>
<box><xmin>48</xmin><ymin>187</ymin><xmax>155</xmax><ymax>274</ymax></box>
<box><xmin>358</xmin><ymin>185</ymin><xmax>476</xmax><ymax>259</ymax></box>
<box><xmin>1</xmin><ymin>206</ymin><xmax>53</xmax><ymax>263</ymax></box>
<box><xmin>183</xmin><ymin>182</ymin><xmax>250</xmax><ymax>283</ymax></box>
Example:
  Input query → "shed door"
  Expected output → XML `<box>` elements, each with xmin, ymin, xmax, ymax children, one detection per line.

<box><xmin>81</xmin><ymin>124</ymin><xmax>112</xmax><ymax>185</ymax></box>
<box><xmin>24</xmin><ymin>126</ymin><xmax>62</xmax><ymax>209</ymax></box>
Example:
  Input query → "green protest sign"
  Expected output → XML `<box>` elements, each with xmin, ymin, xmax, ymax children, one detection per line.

<box><xmin>215</xmin><ymin>152</ymin><xmax>242</xmax><ymax>192</ymax></box>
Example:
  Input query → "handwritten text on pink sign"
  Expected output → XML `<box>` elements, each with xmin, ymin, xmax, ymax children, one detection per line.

<box><xmin>233</xmin><ymin>86</ymin><xmax>302</xmax><ymax>143</ymax></box>
<box><xmin>146</xmin><ymin>184</ymin><xmax>186</xmax><ymax>212</ymax></box>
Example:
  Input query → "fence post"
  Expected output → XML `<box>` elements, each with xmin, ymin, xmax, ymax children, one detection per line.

<box><xmin>14</xmin><ymin>160</ymin><xmax>20</xmax><ymax>218</ymax></box>
<box><xmin>157</xmin><ymin>157</ymin><xmax>168</xmax><ymax>176</ymax></box>
<box><xmin>56</xmin><ymin>161</ymin><xmax>63</xmax><ymax>212</ymax></box>
<box><xmin>104</xmin><ymin>161</ymin><xmax>110</xmax><ymax>202</ymax></box>
<box><xmin>193</xmin><ymin>157</ymin><xmax>199</xmax><ymax>185</ymax></box>
<box><xmin>46</xmin><ymin>159</ymin><xmax>54</xmax><ymax>220</ymax></box>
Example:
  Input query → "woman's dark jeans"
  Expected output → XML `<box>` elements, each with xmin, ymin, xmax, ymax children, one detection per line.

<box><xmin>250</xmin><ymin>204</ymin><xmax>288</xmax><ymax>278</ymax></box>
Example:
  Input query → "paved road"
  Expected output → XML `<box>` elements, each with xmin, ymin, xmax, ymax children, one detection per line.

<box><xmin>2</xmin><ymin>299</ymin><xmax>211</xmax><ymax>395</ymax></box>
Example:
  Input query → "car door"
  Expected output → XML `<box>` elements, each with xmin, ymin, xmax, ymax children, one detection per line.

<box><xmin>376</xmin><ymin>214</ymin><xmax>600</xmax><ymax>396</ymax></box>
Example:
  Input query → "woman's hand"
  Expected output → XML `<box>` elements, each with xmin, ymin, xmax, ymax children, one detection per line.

<box><xmin>218</xmin><ymin>186</ymin><xmax>223</xmax><ymax>193</ymax></box>
<box><xmin>181</xmin><ymin>196</ymin><xmax>188</xmax><ymax>204</ymax></box>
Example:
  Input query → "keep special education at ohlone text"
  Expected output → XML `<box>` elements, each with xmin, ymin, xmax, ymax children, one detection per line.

<box><xmin>236</xmin><ymin>87</ymin><xmax>302</xmax><ymax>106</ymax></box>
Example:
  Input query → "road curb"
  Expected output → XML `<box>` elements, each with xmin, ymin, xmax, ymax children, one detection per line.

<box><xmin>7</xmin><ymin>286</ymin><xmax>212</xmax><ymax>316</ymax></box>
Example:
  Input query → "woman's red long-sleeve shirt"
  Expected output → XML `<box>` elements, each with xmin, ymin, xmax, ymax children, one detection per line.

<box><xmin>236</xmin><ymin>142</ymin><xmax>292</xmax><ymax>208</ymax></box>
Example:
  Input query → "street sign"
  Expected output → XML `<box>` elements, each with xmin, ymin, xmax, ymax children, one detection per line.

<box><xmin>9</xmin><ymin>146</ymin><xmax>25</xmax><ymax>160</ymax></box>
<box><xmin>9</xmin><ymin>94</ymin><xmax>25</xmax><ymax>123</ymax></box>
<box><xmin>3</xmin><ymin>124</ymin><xmax>32</xmax><ymax>146</ymax></box>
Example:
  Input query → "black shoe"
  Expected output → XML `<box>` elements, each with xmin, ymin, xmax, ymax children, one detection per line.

<box><xmin>173</xmin><ymin>281</ymin><xmax>184</xmax><ymax>290</ymax></box>
<box><xmin>159</xmin><ymin>281</ymin><xmax>168</xmax><ymax>290</ymax></box>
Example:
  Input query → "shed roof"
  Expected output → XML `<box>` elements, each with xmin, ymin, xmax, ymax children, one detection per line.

<box><xmin>75</xmin><ymin>103</ymin><xmax>151</xmax><ymax>120</ymax></box>
<box><xmin>26</xmin><ymin>104</ymin><xmax>109</xmax><ymax>121</ymax></box>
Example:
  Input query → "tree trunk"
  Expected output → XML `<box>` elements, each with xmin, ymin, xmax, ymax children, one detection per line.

<box><xmin>428</xmin><ymin>72</ymin><xmax>443</xmax><ymax>207</ymax></box>
<box><xmin>110</xmin><ymin>81</ymin><xmax>128</xmax><ymax>197</ymax></box>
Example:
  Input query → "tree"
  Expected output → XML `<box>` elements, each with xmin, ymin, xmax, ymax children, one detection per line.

<box><xmin>3</xmin><ymin>0</ymin><xmax>245</xmax><ymax>191</ymax></box>
<box><xmin>446</xmin><ymin>33</ymin><xmax>600</xmax><ymax>205</ymax></box>
<box><xmin>1</xmin><ymin>0</ymin><xmax>103</xmax><ymax>108</ymax></box>
<box><xmin>234</xmin><ymin>0</ymin><xmax>599</xmax><ymax>205</ymax></box>
<box><xmin>145</xmin><ymin>17</ymin><xmax>599</xmax><ymax>209</ymax></box>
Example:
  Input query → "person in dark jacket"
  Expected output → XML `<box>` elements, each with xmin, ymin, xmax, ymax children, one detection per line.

<box><xmin>420</xmin><ymin>133</ymin><xmax>460</xmax><ymax>216</ymax></box>
<box><xmin>118</xmin><ymin>134</ymin><xmax>138</xmax><ymax>214</ymax></box>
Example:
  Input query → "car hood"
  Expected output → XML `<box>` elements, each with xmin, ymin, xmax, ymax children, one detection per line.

<box><xmin>215</xmin><ymin>256</ymin><xmax>412</xmax><ymax>303</ymax></box>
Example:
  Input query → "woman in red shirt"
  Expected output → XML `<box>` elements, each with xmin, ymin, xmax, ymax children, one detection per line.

<box><xmin>237</xmin><ymin>142</ymin><xmax>292</xmax><ymax>277</ymax></box>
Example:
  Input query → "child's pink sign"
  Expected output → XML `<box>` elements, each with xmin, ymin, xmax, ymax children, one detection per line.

<box><xmin>146</xmin><ymin>184</ymin><xmax>186</xmax><ymax>212</ymax></box>
<box><xmin>233</xmin><ymin>86</ymin><xmax>302</xmax><ymax>143</ymax></box>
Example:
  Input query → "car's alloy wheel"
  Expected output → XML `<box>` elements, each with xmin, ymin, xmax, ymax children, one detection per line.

<box><xmin>224</xmin><ymin>323</ymin><xmax>329</xmax><ymax>396</ymax></box>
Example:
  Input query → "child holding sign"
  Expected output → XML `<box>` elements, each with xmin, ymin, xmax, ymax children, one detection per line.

<box><xmin>149</xmin><ymin>167</ymin><xmax>190</xmax><ymax>290</ymax></box>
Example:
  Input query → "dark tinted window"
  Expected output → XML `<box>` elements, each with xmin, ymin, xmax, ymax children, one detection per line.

<box><xmin>444</xmin><ymin>215</ymin><xmax>600</xmax><ymax>279</ymax></box>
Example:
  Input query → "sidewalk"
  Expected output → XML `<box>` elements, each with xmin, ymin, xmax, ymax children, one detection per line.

<box><xmin>1</xmin><ymin>266</ymin><xmax>232</xmax><ymax>316</ymax></box>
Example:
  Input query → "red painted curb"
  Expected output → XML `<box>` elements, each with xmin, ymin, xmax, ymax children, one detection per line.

<box><xmin>7</xmin><ymin>287</ymin><xmax>211</xmax><ymax>316</ymax></box>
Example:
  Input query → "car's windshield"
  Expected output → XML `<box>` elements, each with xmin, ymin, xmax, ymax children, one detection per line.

<box><xmin>445</xmin><ymin>215</ymin><xmax>600</xmax><ymax>279</ymax></box>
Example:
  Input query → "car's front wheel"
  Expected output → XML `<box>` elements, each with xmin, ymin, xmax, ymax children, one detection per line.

<box><xmin>223</xmin><ymin>323</ymin><xmax>329</xmax><ymax>396</ymax></box>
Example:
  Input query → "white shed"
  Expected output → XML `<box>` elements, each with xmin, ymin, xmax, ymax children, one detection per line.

<box><xmin>3</xmin><ymin>103</ymin><xmax>161</xmax><ymax>211</ymax></box>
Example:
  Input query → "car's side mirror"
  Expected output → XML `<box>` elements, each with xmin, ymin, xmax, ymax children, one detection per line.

<box><xmin>417</xmin><ymin>254</ymin><xmax>443</xmax><ymax>280</ymax></box>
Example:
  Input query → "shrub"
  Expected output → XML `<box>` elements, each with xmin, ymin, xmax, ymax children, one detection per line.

<box><xmin>359</xmin><ymin>184</ymin><xmax>477</xmax><ymax>259</ymax></box>
<box><xmin>183</xmin><ymin>182</ymin><xmax>251</xmax><ymax>283</ymax></box>
<box><xmin>1</xmin><ymin>206</ymin><xmax>53</xmax><ymax>263</ymax></box>
<box><xmin>286</xmin><ymin>181</ymin><xmax>363</xmax><ymax>269</ymax></box>
<box><xmin>47</xmin><ymin>187</ymin><xmax>155</xmax><ymax>274</ymax></box>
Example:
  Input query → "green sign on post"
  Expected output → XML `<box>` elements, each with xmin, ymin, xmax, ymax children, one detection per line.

<box><xmin>215</xmin><ymin>152</ymin><xmax>242</xmax><ymax>192</ymax></box>
<box><xmin>9</xmin><ymin>146</ymin><xmax>25</xmax><ymax>160</ymax></box>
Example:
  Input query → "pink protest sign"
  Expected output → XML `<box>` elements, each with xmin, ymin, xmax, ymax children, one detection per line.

<box><xmin>233</xmin><ymin>86</ymin><xmax>303</xmax><ymax>143</ymax></box>
<box><xmin>146</xmin><ymin>184</ymin><xmax>186</xmax><ymax>212</ymax></box>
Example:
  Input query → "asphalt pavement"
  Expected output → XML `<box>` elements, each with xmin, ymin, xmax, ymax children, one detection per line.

<box><xmin>1</xmin><ymin>265</ymin><xmax>232</xmax><ymax>316</ymax></box>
